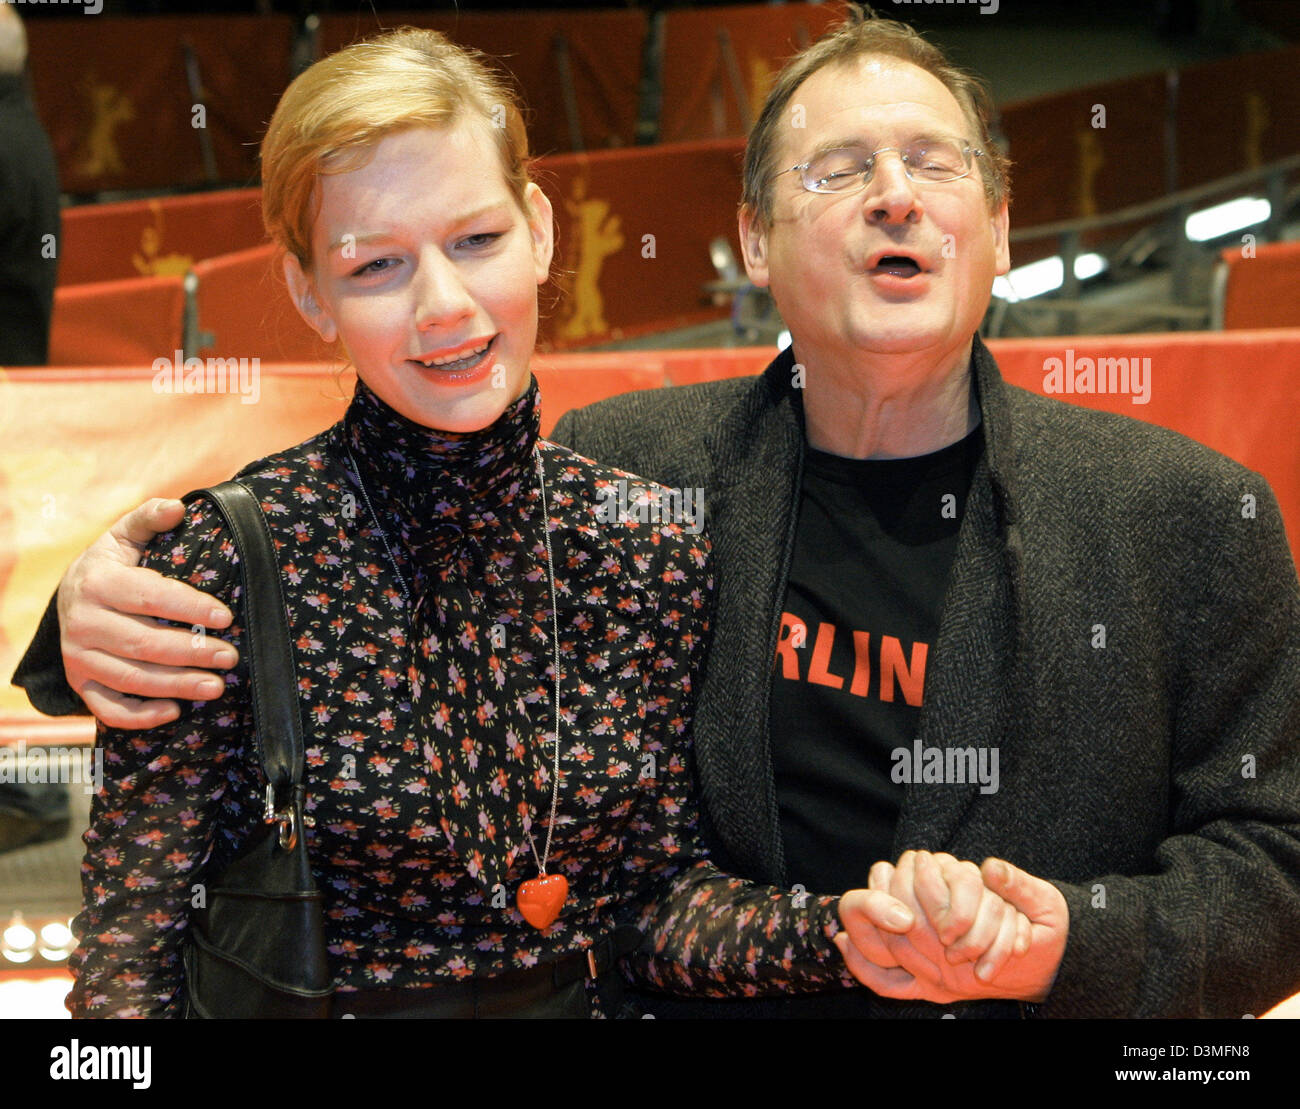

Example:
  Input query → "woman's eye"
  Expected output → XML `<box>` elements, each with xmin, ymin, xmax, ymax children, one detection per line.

<box><xmin>352</xmin><ymin>257</ymin><xmax>398</xmax><ymax>277</ymax></box>
<box><xmin>460</xmin><ymin>232</ymin><xmax>503</xmax><ymax>249</ymax></box>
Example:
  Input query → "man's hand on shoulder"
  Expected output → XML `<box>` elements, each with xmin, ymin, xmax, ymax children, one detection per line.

<box><xmin>58</xmin><ymin>498</ymin><xmax>238</xmax><ymax>730</ymax></box>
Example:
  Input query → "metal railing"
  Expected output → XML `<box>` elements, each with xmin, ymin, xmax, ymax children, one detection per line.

<box><xmin>991</xmin><ymin>153</ymin><xmax>1300</xmax><ymax>336</ymax></box>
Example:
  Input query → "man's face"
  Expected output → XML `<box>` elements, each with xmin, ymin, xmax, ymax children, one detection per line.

<box><xmin>740</xmin><ymin>56</ymin><xmax>1010</xmax><ymax>373</ymax></box>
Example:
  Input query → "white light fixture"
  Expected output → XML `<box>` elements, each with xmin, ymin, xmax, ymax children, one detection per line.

<box><xmin>993</xmin><ymin>252</ymin><xmax>1107</xmax><ymax>303</ymax></box>
<box><xmin>38</xmin><ymin>921</ymin><xmax>74</xmax><ymax>962</ymax></box>
<box><xmin>3</xmin><ymin>916</ymin><xmax>36</xmax><ymax>954</ymax></box>
<box><xmin>777</xmin><ymin>330</ymin><xmax>792</xmax><ymax>350</ymax></box>
<box><xmin>1185</xmin><ymin>197</ymin><xmax>1270</xmax><ymax>242</ymax></box>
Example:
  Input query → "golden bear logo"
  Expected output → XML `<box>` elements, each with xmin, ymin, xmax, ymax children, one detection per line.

<box><xmin>1075</xmin><ymin>130</ymin><xmax>1105</xmax><ymax>219</ymax></box>
<box><xmin>559</xmin><ymin>175</ymin><xmax>624</xmax><ymax>341</ymax></box>
<box><xmin>1243</xmin><ymin>93</ymin><xmax>1269</xmax><ymax>169</ymax></box>
<box><xmin>132</xmin><ymin>201</ymin><xmax>194</xmax><ymax>277</ymax></box>
<box><xmin>77</xmin><ymin>77</ymin><xmax>136</xmax><ymax>178</ymax></box>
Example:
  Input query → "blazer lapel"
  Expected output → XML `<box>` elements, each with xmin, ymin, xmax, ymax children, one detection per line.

<box><xmin>893</xmin><ymin>336</ymin><xmax>1027</xmax><ymax>854</ymax></box>
<box><xmin>692</xmin><ymin>351</ymin><xmax>804</xmax><ymax>885</ymax></box>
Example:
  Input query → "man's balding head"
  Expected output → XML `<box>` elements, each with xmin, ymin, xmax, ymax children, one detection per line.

<box><xmin>0</xmin><ymin>4</ymin><xmax>29</xmax><ymax>78</ymax></box>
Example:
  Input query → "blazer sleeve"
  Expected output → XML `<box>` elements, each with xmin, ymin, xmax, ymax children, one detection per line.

<box><xmin>1037</xmin><ymin>475</ymin><xmax>1300</xmax><ymax>1018</ymax></box>
<box><xmin>10</xmin><ymin>590</ymin><xmax>87</xmax><ymax>717</ymax></box>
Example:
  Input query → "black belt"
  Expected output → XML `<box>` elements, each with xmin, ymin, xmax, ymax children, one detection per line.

<box><xmin>330</xmin><ymin>928</ymin><xmax>640</xmax><ymax>1019</ymax></box>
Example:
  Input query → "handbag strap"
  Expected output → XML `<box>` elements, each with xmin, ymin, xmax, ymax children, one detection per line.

<box><xmin>180</xmin><ymin>480</ymin><xmax>305</xmax><ymax>812</ymax></box>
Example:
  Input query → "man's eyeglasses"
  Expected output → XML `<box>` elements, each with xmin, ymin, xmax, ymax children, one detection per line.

<box><xmin>778</xmin><ymin>139</ymin><xmax>985</xmax><ymax>195</ymax></box>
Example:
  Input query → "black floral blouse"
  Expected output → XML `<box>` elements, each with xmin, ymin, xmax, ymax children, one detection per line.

<box><xmin>67</xmin><ymin>378</ymin><xmax>852</xmax><ymax>1017</ymax></box>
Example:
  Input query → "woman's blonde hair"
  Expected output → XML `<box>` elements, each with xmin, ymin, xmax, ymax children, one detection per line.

<box><xmin>261</xmin><ymin>27</ymin><xmax>533</xmax><ymax>266</ymax></box>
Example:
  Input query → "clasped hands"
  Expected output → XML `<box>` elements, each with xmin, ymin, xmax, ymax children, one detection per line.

<box><xmin>835</xmin><ymin>850</ymin><xmax>1068</xmax><ymax>1005</ymax></box>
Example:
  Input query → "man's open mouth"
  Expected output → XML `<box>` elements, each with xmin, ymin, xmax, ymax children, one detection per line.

<box><xmin>870</xmin><ymin>256</ymin><xmax>924</xmax><ymax>278</ymax></box>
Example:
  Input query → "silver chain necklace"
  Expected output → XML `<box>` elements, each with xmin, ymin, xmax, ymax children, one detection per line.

<box><xmin>344</xmin><ymin>444</ymin><xmax>564</xmax><ymax>879</ymax></box>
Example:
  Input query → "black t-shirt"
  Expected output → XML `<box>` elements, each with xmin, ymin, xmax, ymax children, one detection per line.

<box><xmin>768</xmin><ymin>423</ymin><xmax>984</xmax><ymax>895</ymax></box>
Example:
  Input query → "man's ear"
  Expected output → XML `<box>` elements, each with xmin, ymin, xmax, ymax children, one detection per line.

<box><xmin>738</xmin><ymin>203</ymin><xmax>771</xmax><ymax>289</ymax></box>
<box><xmin>523</xmin><ymin>181</ymin><xmax>555</xmax><ymax>285</ymax></box>
<box><xmin>283</xmin><ymin>253</ymin><xmax>339</xmax><ymax>343</ymax></box>
<box><xmin>991</xmin><ymin>199</ymin><xmax>1010</xmax><ymax>277</ymax></box>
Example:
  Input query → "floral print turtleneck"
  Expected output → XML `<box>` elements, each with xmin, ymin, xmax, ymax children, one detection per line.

<box><xmin>67</xmin><ymin>378</ymin><xmax>853</xmax><ymax>1017</ymax></box>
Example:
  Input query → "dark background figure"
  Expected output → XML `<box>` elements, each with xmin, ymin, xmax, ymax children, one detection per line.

<box><xmin>0</xmin><ymin>2</ymin><xmax>61</xmax><ymax>366</ymax></box>
<box><xmin>0</xmin><ymin>3</ymin><xmax>68</xmax><ymax>854</ymax></box>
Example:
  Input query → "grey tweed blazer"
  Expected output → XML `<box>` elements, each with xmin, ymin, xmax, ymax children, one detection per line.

<box><xmin>551</xmin><ymin>334</ymin><xmax>1300</xmax><ymax>1018</ymax></box>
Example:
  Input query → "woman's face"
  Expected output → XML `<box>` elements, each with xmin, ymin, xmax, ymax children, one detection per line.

<box><xmin>285</xmin><ymin>122</ymin><xmax>554</xmax><ymax>433</ymax></box>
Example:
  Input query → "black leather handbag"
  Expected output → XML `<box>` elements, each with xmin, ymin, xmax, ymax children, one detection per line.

<box><xmin>179</xmin><ymin>480</ymin><xmax>334</xmax><ymax>1018</ymax></box>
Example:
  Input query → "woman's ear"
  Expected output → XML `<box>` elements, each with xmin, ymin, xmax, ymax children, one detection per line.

<box><xmin>523</xmin><ymin>182</ymin><xmax>556</xmax><ymax>284</ymax></box>
<box><xmin>283</xmin><ymin>253</ymin><xmax>339</xmax><ymax>343</ymax></box>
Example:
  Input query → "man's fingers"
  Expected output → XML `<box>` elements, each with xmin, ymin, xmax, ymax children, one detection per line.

<box><xmin>78</xmin><ymin>681</ymin><xmax>183</xmax><ymax>731</ymax></box>
<box><xmin>911</xmin><ymin>852</ymin><xmax>952</xmax><ymax>935</ymax></box>
<box><xmin>868</xmin><ymin>860</ymin><xmax>896</xmax><ymax>891</ymax></box>
<box><xmin>1015</xmin><ymin>909</ymin><xmax>1032</xmax><ymax>956</ymax></box>
<box><xmin>69</xmin><ymin>648</ymin><xmax>229</xmax><ymax>704</ymax></box>
<box><xmin>106</xmin><ymin>498</ymin><xmax>187</xmax><ymax>558</ymax></box>
<box><xmin>981</xmin><ymin>857</ymin><xmax>1066</xmax><ymax>925</ymax></box>
<box><xmin>838</xmin><ymin>888</ymin><xmax>915</xmax><ymax>935</ymax></box>
<box><xmin>945</xmin><ymin>885</ymin><xmax>1006</xmax><ymax>964</ymax></box>
<box><xmin>973</xmin><ymin>901</ymin><xmax>1021</xmax><ymax>982</ymax></box>
<box><xmin>69</xmin><ymin>607</ymin><xmax>238</xmax><ymax>671</ymax></box>
<box><xmin>925</xmin><ymin>852</ymin><xmax>985</xmax><ymax>946</ymax></box>
<box><xmin>80</xmin><ymin>561</ymin><xmax>233</xmax><ymax>630</ymax></box>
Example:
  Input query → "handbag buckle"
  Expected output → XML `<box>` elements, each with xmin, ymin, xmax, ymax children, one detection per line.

<box><xmin>263</xmin><ymin>784</ymin><xmax>298</xmax><ymax>850</ymax></box>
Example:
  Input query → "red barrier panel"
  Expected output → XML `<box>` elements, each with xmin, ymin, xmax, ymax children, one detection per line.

<box><xmin>1000</xmin><ymin>73</ymin><xmax>1170</xmax><ymax>246</ymax></box>
<box><xmin>318</xmin><ymin>11</ymin><xmax>647</xmax><ymax>155</ymax></box>
<box><xmin>1218</xmin><ymin>241</ymin><xmax>1300</xmax><ymax>329</ymax></box>
<box><xmin>43</xmin><ymin>275</ymin><xmax>185</xmax><ymax>368</ymax></box>
<box><xmin>537</xmin><ymin>139</ymin><xmax>746</xmax><ymax>349</ymax></box>
<box><xmin>190</xmin><ymin>245</ymin><xmax>333</xmax><ymax>363</ymax></box>
<box><xmin>989</xmin><ymin>330</ymin><xmax>1300</xmax><ymax>560</ymax></box>
<box><xmin>658</xmin><ymin>2</ymin><xmax>843</xmax><ymax>144</ymax></box>
<box><xmin>1176</xmin><ymin>46</ymin><xmax>1300</xmax><ymax>191</ymax></box>
<box><xmin>58</xmin><ymin>189</ymin><xmax>264</xmax><ymax>287</ymax></box>
<box><xmin>25</xmin><ymin>17</ymin><xmax>292</xmax><ymax>195</ymax></box>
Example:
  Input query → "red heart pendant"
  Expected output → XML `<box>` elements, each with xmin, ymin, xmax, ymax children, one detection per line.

<box><xmin>516</xmin><ymin>873</ymin><xmax>568</xmax><ymax>930</ymax></box>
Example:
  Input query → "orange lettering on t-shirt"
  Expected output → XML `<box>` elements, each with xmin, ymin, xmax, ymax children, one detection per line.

<box><xmin>807</xmin><ymin>622</ymin><xmax>845</xmax><ymax>689</ymax></box>
<box><xmin>849</xmin><ymin>630</ymin><xmax>871</xmax><ymax>696</ymax></box>
<box><xmin>774</xmin><ymin>611</ymin><xmax>803</xmax><ymax>679</ymax></box>
<box><xmin>879</xmin><ymin>636</ymin><xmax>928</xmax><ymax>706</ymax></box>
